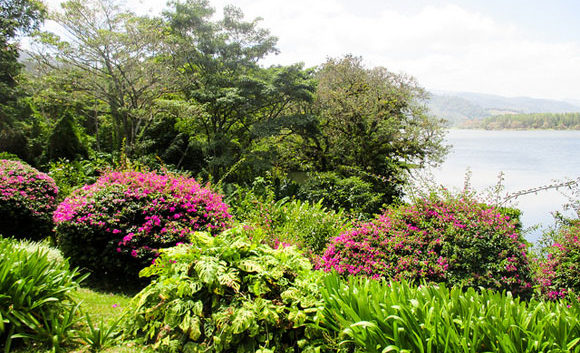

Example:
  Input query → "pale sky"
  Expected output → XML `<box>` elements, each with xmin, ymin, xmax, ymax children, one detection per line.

<box><xmin>43</xmin><ymin>0</ymin><xmax>580</xmax><ymax>101</ymax></box>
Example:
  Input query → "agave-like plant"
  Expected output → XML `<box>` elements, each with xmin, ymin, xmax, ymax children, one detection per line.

<box><xmin>319</xmin><ymin>273</ymin><xmax>580</xmax><ymax>353</ymax></box>
<box><xmin>0</xmin><ymin>236</ymin><xmax>86</xmax><ymax>352</ymax></box>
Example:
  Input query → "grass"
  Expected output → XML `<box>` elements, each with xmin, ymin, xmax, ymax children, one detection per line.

<box><xmin>11</xmin><ymin>287</ymin><xmax>149</xmax><ymax>353</ymax></box>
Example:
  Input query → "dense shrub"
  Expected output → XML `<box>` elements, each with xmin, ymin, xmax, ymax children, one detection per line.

<box><xmin>229</xmin><ymin>185</ymin><xmax>350</xmax><ymax>255</ymax></box>
<box><xmin>54</xmin><ymin>170</ymin><xmax>232</xmax><ymax>286</ymax></box>
<box><xmin>537</xmin><ymin>221</ymin><xmax>580</xmax><ymax>300</ymax></box>
<box><xmin>318</xmin><ymin>195</ymin><xmax>533</xmax><ymax>296</ymax></box>
<box><xmin>298</xmin><ymin>172</ymin><xmax>384</xmax><ymax>216</ymax></box>
<box><xmin>0</xmin><ymin>159</ymin><xmax>58</xmax><ymax>240</ymax></box>
<box><xmin>0</xmin><ymin>236</ymin><xmax>84</xmax><ymax>352</ymax></box>
<box><xmin>48</xmin><ymin>157</ymin><xmax>112</xmax><ymax>201</ymax></box>
<box><xmin>319</xmin><ymin>274</ymin><xmax>580</xmax><ymax>353</ymax></box>
<box><xmin>124</xmin><ymin>227</ymin><xmax>325</xmax><ymax>352</ymax></box>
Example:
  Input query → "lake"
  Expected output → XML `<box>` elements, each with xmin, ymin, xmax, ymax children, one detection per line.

<box><xmin>430</xmin><ymin>129</ymin><xmax>580</xmax><ymax>243</ymax></box>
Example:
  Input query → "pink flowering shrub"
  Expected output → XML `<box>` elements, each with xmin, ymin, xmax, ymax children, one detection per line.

<box><xmin>54</xmin><ymin>170</ymin><xmax>232</xmax><ymax>285</ymax></box>
<box><xmin>537</xmin><ymin>222</ymin><xmax>580</xmax><ymax>300</ymax></box>
<box><xmin>0</xmin><ymin>159</ymin><xmax>58</xmax><ymax>239</ymax></box>
<box><xmin>318</xmin><ymin>195</ymin><xmax>534</xmax><ymax>296</ymax></box>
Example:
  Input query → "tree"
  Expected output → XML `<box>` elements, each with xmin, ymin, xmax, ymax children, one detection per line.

<box><xmin>0</xmin><ymin>0</ymin><xmax>45</xmax><ymax>160</ymax></box>
<box><xmin>288</xmin><ymin>56</ymin><xmax>449</xmax><ymax>206</ymax></box>
<box><xmin>35</xmin><ymin>0</ymin><xmax>170</xmax><ymax>153</ymax></box>
<box><xmin>156</xmin><ymin>0</ymin><xmax>315</xmax><ymax>180</ymax></box>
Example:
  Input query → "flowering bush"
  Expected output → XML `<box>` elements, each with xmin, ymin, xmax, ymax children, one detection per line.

<box><xmin>0</xmin><ymin>159</ymin><xmax>58</xmax><ymax>240</ymax></box>
<box><xmin>54</xmin><ymin>170</ymin><xmax>232</xmax><ymax>285</ymax></box>
<box><xmin>537</xmin><ymin>221</ymin><xmax>580</xmax><ymax>300</ymax></box>
<box><xmin>318</xmin><ymin>195</ymin><xmax>534</xmax><ymax>296</ymax></box>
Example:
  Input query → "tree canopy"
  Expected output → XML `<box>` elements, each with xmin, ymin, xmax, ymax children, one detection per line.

<box><xmin>4</xmin><ymin>0</ymin><xmax>449</xmax><ymax>214</ymax></box>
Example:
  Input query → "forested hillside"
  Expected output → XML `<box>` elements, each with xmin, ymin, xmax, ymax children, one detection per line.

<box><xmin>462</xmin><ymin>112</ymin><xmax>580</xmax><ymax>130</ymax></box>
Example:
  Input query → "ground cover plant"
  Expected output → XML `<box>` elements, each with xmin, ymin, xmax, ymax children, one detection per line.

<box><xmin>319</xmin><ymin>273</ymin><xmax>580</xmax><ymax>353</ymax></box>
<box><xmin>123</xmin><ymin>227</ymin><xmax>325</xmax><ymax>353</ymax></box>
<box><xmin>53</xmin><ymin>170</ymin><xmax>232</xmax><ymax>286</ymax></box>
<box><xmin>0</xmin><ymin>159</ymin><xmax>58</xmax><ymax>240</ymax></box>
<box><xmin>0</xmin><ymin>236</ymin><xmax>84</xmax><ymax>352</ymax></box>
<box><xmin>318</xmin><ymin>193</ymin><xmax>534</xmax><ymax>296</ymax></box>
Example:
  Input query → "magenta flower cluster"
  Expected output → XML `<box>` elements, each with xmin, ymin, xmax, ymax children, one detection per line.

<box><xmin>0</xmin><ymin>159</ymin><xmax>58</xmax><ymax>239</ymax></box>
<box><xmin>318</xmin><ymin>196</ymin><xmax>533</xmax><ymax>296</ymax></box>
<box><xmin>53</xmin><ymin>170</ymin><xmax>232</xmax><ymax>282</ymax></box>
<box><xmin>537</xmin><ymin>222</ymin><xmax>580</xmax><ymax>301</ymax></box>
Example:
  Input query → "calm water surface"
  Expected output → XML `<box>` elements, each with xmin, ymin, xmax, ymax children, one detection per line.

<box><xmin>431</xmin><ymin>129</ymin><xmax>580</xmax><ymax>243</ymax></box>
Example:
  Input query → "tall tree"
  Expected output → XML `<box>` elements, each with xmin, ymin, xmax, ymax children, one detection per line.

<box><xmin>0</xmin><ymin>0</ymin><xmax>45</xmax><ymax>159</ymax></box>
<box><xmin>287</xmin><ymin>56</ymin><xmax>449</xmax><ymax>203</ymax></box>
<box><xmin>157</xmin><ymin>0</ymin><xmax>315</xmax><ymax>180</ymax></box>
<box><xmin>35</xmin><ymin>0</ymin><xmax>170</xmax><ymax>153</ymax></box>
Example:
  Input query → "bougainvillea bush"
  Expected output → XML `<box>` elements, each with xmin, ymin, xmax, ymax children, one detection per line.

<box><xmin>537</xmin><ymin>221</ymin><xmax>580</xmax><ymax>300</ymax></box>
<box><xmin>0</xmin><ymin>159</ymin><xmax>58</xmax><ymax>240</ymax></box>
<box><xmin>318</xmin><ymin>194</ymin><xmax>534</xmax><ymax>296</ymax></box>
<box><xmin>54</xmin><ymin>170</ymin><xmax>232</xmax><ymax>285</ymax></box>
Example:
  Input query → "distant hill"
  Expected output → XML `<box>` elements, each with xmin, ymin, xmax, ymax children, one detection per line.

<box><xmin>428</xmin><ymin>91</ymin><xmax>580</xmax><ymax>125</ymax></box>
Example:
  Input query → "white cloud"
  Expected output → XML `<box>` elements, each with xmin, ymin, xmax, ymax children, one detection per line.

<box><xmin>42</xmin><ymin>0</ymin><xmax>580</xmax><ymax>100</ymax></box>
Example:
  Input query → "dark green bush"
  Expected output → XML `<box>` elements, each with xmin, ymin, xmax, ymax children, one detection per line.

<box><xmin>123</xmin><ymin>226</ymin><xmax>325</xmax><ymax>352</ymax></box>
<box><xmin>298</xmin><ymin>172</ymin><xmax>383</xmax><ymax>216</ymax></box>
<box><xmin>228</xmin><ymin>184</ymin><xmax>350</xmax><ymax>255</ymax></box>
<box><xmin>0</xmin><ymin>236</ymin><xmax>84</xmax><ymax>352</ymax></box>
<box><xmin>0</xmin><ymin>159</ymin><xmax>58</xmax><ymax>240</ymax></box>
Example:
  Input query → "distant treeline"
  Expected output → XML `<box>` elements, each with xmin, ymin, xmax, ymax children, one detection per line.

<box><xmin>462</xmin><ymin>112</ymin><xmax>580</xmax><ymax>130</ymax></box>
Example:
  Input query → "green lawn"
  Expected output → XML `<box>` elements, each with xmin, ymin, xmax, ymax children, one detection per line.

<box><xmin>12</xmin><ymin>287</ymin><xmax>149</xmax><ymax>353</ymax></box>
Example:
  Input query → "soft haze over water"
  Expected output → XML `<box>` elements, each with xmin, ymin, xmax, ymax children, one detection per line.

<box><xmin>432</xmin><ymin>129</ymin><xmax>580</xmax><ymax>243</ymax></box>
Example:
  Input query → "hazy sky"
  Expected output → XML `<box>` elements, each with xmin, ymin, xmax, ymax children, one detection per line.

<box><xmin>44</xmin><ymin>0</ymin><xmax>580</xmax><ymax>101</ymax></box>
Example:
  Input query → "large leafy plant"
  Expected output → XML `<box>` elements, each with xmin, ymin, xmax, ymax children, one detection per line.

<box><xmin>0</xmin><ymin>236</ymin><xmax>84</xmax><ymax>352</ymax></box>
<box><xmin>54</xmin><ymin>170</ymin><xmax>232</xmax><ymax>286</ymax></box>
<box><xmin>318</xmin><ymin>193</ymin><xmax>533</xmax><ymax>296</ymax></box>
<box><xmin>0</xmin><ymin>159</ymin><xmax>58</xmax><ymax>240</ymax></box>
<box><xmin>124</xmin><ymin>227</ymin><xmax>325</xmax><ymax>352</ymax></box>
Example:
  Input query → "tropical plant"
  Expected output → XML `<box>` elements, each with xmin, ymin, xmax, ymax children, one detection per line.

<box><xmin>54</xmin><ymin>170</ymin><xmax>232</xmax><ymax>287</ymax></box>
<box><xmin>0</xmin><ymin>159</ymin><xmax>58</xmax><ymax>240</ymax></box>
<box><xmin>319</xmin><ymin>273</ymin><xmax>580</xmax><ymax>353</ymax></box>
<box><xmin>318</xmin><ymin>193</ymin><xmax>534</xmax><ymax>296</ymax></box>
<box><xmin>76</xmin><ymin>311</ymin><xmax>123</xmax><ymax>352</ymax></box>
<box><xmin>0</xmin><ymin>236</ymin><xmax>84</xmax><ymax>352</ymax></box>
<box><xmin>123</xmin><ymin>227</ymin><xmax>326</xmax><ymax>352</ymax></box>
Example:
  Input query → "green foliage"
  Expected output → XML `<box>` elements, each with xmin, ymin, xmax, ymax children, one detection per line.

<box><xmin>319</xmin><ymin>273</ymin><xmax>580</xmax><ymax>353</ymax></box>
<box><xmin>319</xmin><ymin>192</ymin><xmax>534</xmax><ymax>296</ymax></box>
<box><xmin>282</xmin><ymin>55</ymin><xmax>449</xmax><ymax>206</ymax></box>
<box><xmin>47</xmin><ymin>156</ymin><xmax>111</xmax><ymax>201</ymax></box>
<box><xmin>0</xmin><ymin>236</ymin><xmax>85</xmax><ymax>352</ymax></box>
<box><xmin>46</xmin><ymin>111</ymin><xmax>89</xmax><ymax>162</ymax></box>
<box><xmin>124</xmin><ymin>227</ymin><xmax>325</xmax><ymax>352</ymax></box>
<box><xmin>297</xmin><ymin>172</ymin><xmax>383</xmax><ymax>216</ymax></box>
<box><xmin>76</xmin><ymin>312</ymin><xmax>123</xmax><ymax>352</ymax></box>
<box><xmin>227</xmin><ymin>181</ymin><xmax>351</xmax><ymax>255</ymax></box>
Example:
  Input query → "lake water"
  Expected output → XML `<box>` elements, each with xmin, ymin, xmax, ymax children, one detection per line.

<box><xmin>430</xmin><ymin>129</ymin><xmax>580</xmax><ymax>243</ymax></box>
